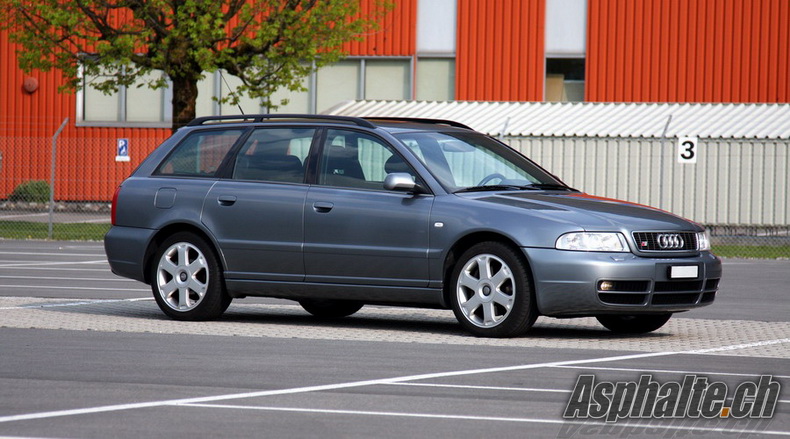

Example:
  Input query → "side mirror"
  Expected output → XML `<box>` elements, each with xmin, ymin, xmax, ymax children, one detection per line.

<box><xmin>384</xmin><ymin>173</ymin><xmax>425</xmax><ymax>194</ymax></box>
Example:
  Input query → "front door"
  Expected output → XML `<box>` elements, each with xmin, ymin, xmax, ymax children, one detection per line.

<box><xmin>303</xmin><ymin>129</ymin><xmax>433</xmax><ymax>287</ymax></box>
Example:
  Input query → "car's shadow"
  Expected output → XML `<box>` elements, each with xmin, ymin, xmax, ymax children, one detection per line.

<box><xmin>37</xmin><ymin>298</ymin><xmax>672</xmax><ymax>340</ymax></box>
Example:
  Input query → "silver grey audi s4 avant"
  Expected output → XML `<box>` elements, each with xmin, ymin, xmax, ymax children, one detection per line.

<box><xmin>105</xmin><ymin>115</ymin><xmax>721</xmax><ymax>337</ymax></box>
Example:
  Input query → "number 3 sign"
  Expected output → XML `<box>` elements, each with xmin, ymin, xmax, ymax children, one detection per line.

<box><xmin>677</xmin><ymin>136</ymin><xmax>698</xmax><ymax>164</ymax></box>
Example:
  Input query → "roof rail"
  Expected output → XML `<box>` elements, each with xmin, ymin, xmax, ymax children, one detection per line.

<box><xmin>186</xmin><ymin>114</ymin><xmax>376</xmax><ymax>128</ymax></box>
<box><xmin>363</xmin><ymin>117</ymin><xmax>473</xmax><ymax>130</ymax></box>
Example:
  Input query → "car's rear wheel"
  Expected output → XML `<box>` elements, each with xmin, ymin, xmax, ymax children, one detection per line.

<box><xmin>151</xmin><ymin>232</ymin><xmax>231</xmax><ymax>321</ymax></box>
<box><xmin>299</xmin><ymin>299</ymin><xmax>364</xmax><ymax>319</ymax></box>
<box><xmin>449</xmin><ymin>242</ymin><xmax>537</xmax><ymax>337</ymax></box>
<box><xmin>596</xmin><ymin>313</ymin><xmax>672</xmax><ymax>334</ymax></box>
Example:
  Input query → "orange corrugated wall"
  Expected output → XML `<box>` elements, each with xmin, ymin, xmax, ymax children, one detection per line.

<box><xmin>0</xmin><ymin>30</ymin><xmax>171</xmax><ymax>202</ymax></box>
<box><xmin>587</xmin><ymin>0</ymin><xmax>790</xmax><ymax>102</ymax></box>
<box><xmin>344</xmin><ymin>0</ymin><xmax>417</xmax><ymax>56</ymax></box>
<box><xmin>456</xmin><ymin>0</ymin><xmax>545</xmax><ymax>101</ymax></box>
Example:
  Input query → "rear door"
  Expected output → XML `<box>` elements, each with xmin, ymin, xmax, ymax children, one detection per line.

<box><xmin>202</xmin><ymin>127</ymin><xmax>316</xmax><ymax>281</ymax></box>
<box><xmin>303</xmin><ymin>129</ymin><xmax>433</xmax><ymax>287</ymax></box>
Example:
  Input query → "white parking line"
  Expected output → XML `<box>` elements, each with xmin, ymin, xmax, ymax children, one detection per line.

<box><xmin>0</xmin><ymin>251</ymin><xmax>106</xmax><ymax>257</ymax></box>
<box><xmin>554</xmin><ymin>365</ymin><xmax>790</xmax><ymax>380</ymax></box>
<box><xmin>0</xmin><ymin>267</ymin><xmax>110</xmax><ymax>272</ymax></box>
<box><xmin>386</xmin><ymin>382</ymin><xmax>571</xmax><ymax>393</ymax></box>
<box><xmin>0</xmin><ymin>275</ymin><xmax>135</xmax><ymax>282</ymax></box>
<box><xmin>177</xmin><ymin>403</ymin><xmax>790</xmax><ymax>437</ymax></box>
<box><xmin>0</xmin><ymin>284</ymin><xmax>148</xmax><ymax>292</ymax></box>
<box><xmin>0</xmin><ymin>297</ymin><xmax>153</xmax><ymax>310</ymax></box>
<box><xmin>0</xmin><ymin>338</ymin><xmax>786</xmax><ymax>425</ymax></box>
<box><xmin>0</xmin><ymin>260</ymin><xmax>107</xmax><ymax>268</ymax></box>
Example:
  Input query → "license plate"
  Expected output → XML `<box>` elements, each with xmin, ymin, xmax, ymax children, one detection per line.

<box><xmin>670</xmin><ymin>266</ymin><xmax>699</xmax><ymax>279</ymax></box>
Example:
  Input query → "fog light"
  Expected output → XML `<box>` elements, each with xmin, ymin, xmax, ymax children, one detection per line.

<box><xmin>599</xmin><ymin>281</ymin><xmax>614</xmax><ymax>291</ymax></box>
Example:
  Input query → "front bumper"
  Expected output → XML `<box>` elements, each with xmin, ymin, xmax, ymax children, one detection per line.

<box><xmin>522</xmin><ymin>248</ymin><xmax>722</xmax><ymax>317</ymax></box>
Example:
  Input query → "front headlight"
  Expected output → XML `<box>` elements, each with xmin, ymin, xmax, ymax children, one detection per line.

<box><xmin>556</xmin><ymin>232</ymin><xmax>630</xmax><ymax>252</ymax></box>
<box><xmin>696</xmin><ymin>231</ymin><xmax>711</xmax><ymax>251</ymax></box>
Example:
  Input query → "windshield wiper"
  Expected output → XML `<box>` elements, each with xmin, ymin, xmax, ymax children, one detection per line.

<box><xmin>454</xmin><ymin>184</ymin><xmax>539</xmax><ymax>193</ymax></box>
<box><xmin>522</xmin><ymin>183</ymin><xmax>578</xmax><ymax>191</ymax></box>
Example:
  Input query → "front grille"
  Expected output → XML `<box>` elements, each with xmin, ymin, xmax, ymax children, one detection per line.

<box><xmin>701</xmin><ymin>292</ymin><xmax>716</xmax><ymax>303</ymax></box>
<box><xmin>654</xmin><ymin>280</ymin><xmax>704</xmax><ymax>292</ymax></box>
<box><xmin>704</xmin><ymin>279</ymin><xmax>720</xmax><ymax>290</ymax></box>
<box><xmin>633</xmin><ymin>232</ymin><xmax>697</xmax><ymax>251</ymax></box>
<box><xmin>599</xmin><ymin>293</ymin><xmax>648</xmax><ymax>305</ymax></box>
<box><xmin>652</xmin><ymin>293</ymin><xmax>700</xmax><ymax>305</ymax></box>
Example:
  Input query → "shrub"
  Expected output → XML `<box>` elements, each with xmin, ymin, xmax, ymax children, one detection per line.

<box><xmin>10</xmin><ymin>180</ymin><xmax>51</xmax><ymax>203</ymax></box>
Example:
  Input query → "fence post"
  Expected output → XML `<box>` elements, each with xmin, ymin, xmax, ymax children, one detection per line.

<box><xmin>48</xmin><ymin>118</ymin><xmax>69</xmax><ymax>240</ymax></box>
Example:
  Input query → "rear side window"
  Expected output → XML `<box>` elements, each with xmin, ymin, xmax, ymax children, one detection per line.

<box><xmin>232</xmin><ymin>128</ymin><xmax>316</xmax><ymax>183</ymax></box>
<box><xmin>156</xmin><ymin>129</ymin><xmax>244</xmax><ymax>177</ymax></box>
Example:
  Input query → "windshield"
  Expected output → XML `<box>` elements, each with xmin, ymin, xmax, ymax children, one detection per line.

<box><xmin>394</xmin><ymin>131</ymin><xmax>568</xmax><ymax>192</ymax></box>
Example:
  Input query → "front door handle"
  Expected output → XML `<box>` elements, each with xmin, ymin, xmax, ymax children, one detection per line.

<box><xmin>218</xmin><ymin>195</ymin><xmax>237</xmax><ymax>206</ymax></box>
<box><xmin>312</xmin><ymin>201</ymin><xmax>334</xmax><ymax>213</ymax></box>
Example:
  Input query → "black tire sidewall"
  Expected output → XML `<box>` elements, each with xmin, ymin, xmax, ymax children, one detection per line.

<box><xmin>449</xmin><ymin>241</ymin><xmax>537</xmax><ymax>337</ymax></box>
<box><xmin>151</xmin><ymin>232</ymin><xmax>229</xmax><ymax>321</ymax></box>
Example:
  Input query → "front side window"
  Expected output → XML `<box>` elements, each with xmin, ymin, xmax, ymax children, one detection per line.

<box><xmin>318</xmin><ymin>129</ymin><xmax>417</xmax><ymax>190</ymax></box>
<box><xmin>156</xmin><ymin>129</ymin><xmax>243</xmax><ymax>177</ymax></box>
<box><xmin>232</xmin><ymin>128</ymin><xmax>315</xmax><ymax>183</ymax></box>
<box><xmin>395</xmin><ymin>132</ymin><xmax>564</xmax><ymax>192</ymax></box>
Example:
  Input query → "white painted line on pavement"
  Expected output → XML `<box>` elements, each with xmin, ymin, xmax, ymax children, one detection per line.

<box><xmin>0</xmin><ymin>260</ymin><xmax>107</xmax><ymax>268</ymax></box>
<box><xmin>177</xmin><ymin>403</ymin><xmax>790</xmax><ymax>437</ymax></box>
<box><xmin>0</xmin><ymin>284</ymin><xmax>148</xmax><ymax>292</ymax></box>
<box><xmin>0</xmin><ymin>267</ymin><xmax>110</xmax><ymax>272</ymax></box>
<box><xmin>0</xmin><ymin>338</ymin><xmax>787</xmax><ymax>425</ymax></box>
<box><xmin>0</xmin><ymin>275</ymin><xmax>136</xmax><ymax>282</ymax></box>
<box><xmin>554</xmin><ymin>365</ymin><xmax>790</xmax><ymax>380</ymax></box>
<box><xmin>688</xmin><ymin>338</ymin><xmax>790</xmax><ymax>354</ymax></box>
<box><xmin>0</xmin><ymin>297</ymin><xmax>152</xmax><ymax>310</ymax></box>
<box><xmin>0</xmin><ymin>251</ymin><xmax>106</xmax><ymax>257</ymax></box>
<box><xmin>386</xmin><ymin>382</ymin><xmax>571</xmax><ymax>393</ymax></box>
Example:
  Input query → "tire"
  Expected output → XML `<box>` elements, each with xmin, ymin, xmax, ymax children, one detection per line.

<box><xmin>449</xmin><ymin>241</ymin><xmax>537</xmax><ymax>337</ymax></box>
<box><xmin>151</xmin><ymin>232</ymin><xmax>231</xmax><ymax>321</ymax></box>
<box><xmin>596</xmin><ymin>314</ymin><xmax>672</xmax><ymax>334</ymax></box>
<box><xmin>299</xmin><ymin>299</ymin><xmax>363</xmax><ymax>319</ymax></box>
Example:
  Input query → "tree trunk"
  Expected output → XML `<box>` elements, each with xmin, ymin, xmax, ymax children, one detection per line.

<box><xmin>170</xmin><ymin>76</ymin><xmax>199</xmax><ymax>131</ymax></box>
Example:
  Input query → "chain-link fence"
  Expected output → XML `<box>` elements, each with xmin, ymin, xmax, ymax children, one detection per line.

<box><xmin>0</xmin><ymin>122</ymin><xmax>166</xmax><ymax>241</ymax></box>
<box><xmin>1</xmin><ymin>129</ymin><xmax>788</xmax><ymax>258</ymax></box>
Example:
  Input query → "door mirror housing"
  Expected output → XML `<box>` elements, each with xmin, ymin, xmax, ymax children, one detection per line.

<box><xmin>384</xmin><ymin>173</ymin><xmax>425</xmax><ymax>194</ymax></box>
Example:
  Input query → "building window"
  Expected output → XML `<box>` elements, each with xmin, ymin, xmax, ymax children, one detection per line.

<box><xmin>416</xmin><ymin>58</ymin><xmax>455</xmax><ymax>101</ymax></box>
<box><xmin>78</xmin><ymin>68</ymin><xmax>170</xmax><ymax>126</ymax></box>
<box><xmin>546</xmin><ymin>58</ymin><xmax>585</xmax><ymax>102</ymax></box>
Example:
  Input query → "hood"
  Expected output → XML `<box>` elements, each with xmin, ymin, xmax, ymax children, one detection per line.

<box><xmin>468</xmin><ymin>191</ymin><xmax>702</xmax><ymax>232</ymax></box>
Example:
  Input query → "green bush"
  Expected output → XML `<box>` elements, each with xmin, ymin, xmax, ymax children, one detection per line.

<box><xmin>10</xmin><ymin>180</ymin><xmax>51</xmax><ymax>203</ymax></box>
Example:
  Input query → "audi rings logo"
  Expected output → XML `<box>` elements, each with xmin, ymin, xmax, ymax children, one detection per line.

<box><xmin>657</xmin><ymin>233</ymin><xmax>685</xmax><ymax>249</ymax></box>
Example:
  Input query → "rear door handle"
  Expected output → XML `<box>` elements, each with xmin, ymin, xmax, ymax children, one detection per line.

<box><xmin>218</xmin><ymin>195</ymin><xmax>237</xmax><ymax>206</ymax></box>
<box><xmin>312</xmin><ymin>202</ymin><xmax>334</xmax><ymax>213</ymax></box>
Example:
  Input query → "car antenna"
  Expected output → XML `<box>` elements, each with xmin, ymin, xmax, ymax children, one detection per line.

<box><xmin>219</xmin><ymin>70</ymin><xmax>245</xmax><ymax>115</ymax></box>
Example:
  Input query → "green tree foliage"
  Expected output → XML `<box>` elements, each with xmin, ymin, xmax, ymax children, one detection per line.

<box><xmin>0</xmin><ymin>0</ymin><xmax>386</xmax><ymax>129</ymax></box>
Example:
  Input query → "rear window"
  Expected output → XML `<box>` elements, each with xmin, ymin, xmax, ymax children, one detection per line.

<box><xmin>156</xmin><ymin>129</ymin><xmax>244</xmax><ymax>177</ymax></box>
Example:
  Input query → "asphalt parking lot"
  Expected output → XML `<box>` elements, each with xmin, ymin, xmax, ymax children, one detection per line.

<box><xmin>0</xmin><ymin>239</ymin><xmax>788</xmax><ymax>438</ymax></box>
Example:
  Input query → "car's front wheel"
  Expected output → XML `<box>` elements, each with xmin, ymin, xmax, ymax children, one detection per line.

<box><xmin>299</xmin><ymin>299</ymin><xmax>363</xmax><ymax>319</ymax></box>
<box><xmin>449</xmin><ymin>242</ymin><xmax>537</xmax><ymax>337</ymax></box>
<box><xmin>151</xmin><ymin>232</ymin><xmax>231</xmax><ymax>321</ymax></box>
<box><xmin>596</xmin><ymin>314</ymin><xmax>672</xmax><ymax>334</ymax></box>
